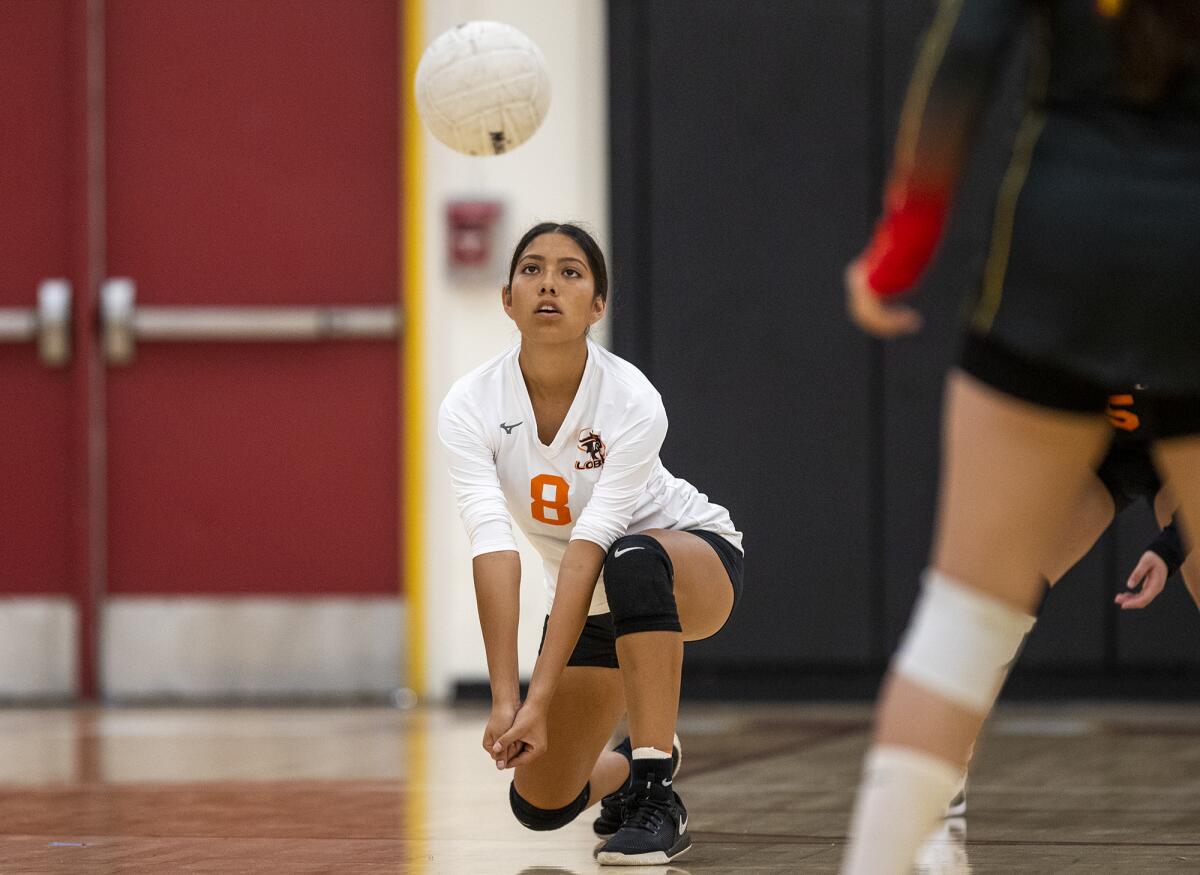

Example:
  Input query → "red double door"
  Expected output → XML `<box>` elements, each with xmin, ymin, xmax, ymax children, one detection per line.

<box><xmin>1</xmin><ymin>0</ymin><xmax>402</xmax><ymax>696</ymax></box>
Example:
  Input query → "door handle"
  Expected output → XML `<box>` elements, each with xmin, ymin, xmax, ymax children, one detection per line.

<box><xmin>0</xmin><ymin>280</ymin><xmax>72</xmax><ymax>367</ymax></box>
<box><xmin>100</xmin><ymin>278</ymin><xmax>401</xmax><ymax>365</ymax></box>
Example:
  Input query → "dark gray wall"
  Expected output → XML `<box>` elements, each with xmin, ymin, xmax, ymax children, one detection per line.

<box><xmin>608</xmin><ymin>0</ymin><xmax>1200</xmax><ymax>697</ymax></box>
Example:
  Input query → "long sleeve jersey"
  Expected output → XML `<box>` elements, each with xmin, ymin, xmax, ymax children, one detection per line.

<box><xmin>438</xmin><ymin>339</ymin><xmax>742</xmax><ymax>615</ymax></box>
<box><xmin>863</xmin><ymin>0</ymin><xmax>1200</xmax><ymax>298</ymax></box>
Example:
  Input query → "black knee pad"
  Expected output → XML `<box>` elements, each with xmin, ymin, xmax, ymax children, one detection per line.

<box><xmin>509</xmin><ymin>782</ymin><xmax>590</xmax><ymax>831</ymax></box>
<box><xmin>511</xmin><ymin>782</ymin><xmax>590</xmax><ymax>830</ymax></box>
<box><xmin>603</xmin><ymin>534</ymin><xmax>680</xmax><ymax>638</ymax></box>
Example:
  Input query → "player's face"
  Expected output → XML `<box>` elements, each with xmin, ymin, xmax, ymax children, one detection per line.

<box><xmin>503</xmin><ymin>233</ymin><xmax>605</xmax><ymax>340</ymax></box>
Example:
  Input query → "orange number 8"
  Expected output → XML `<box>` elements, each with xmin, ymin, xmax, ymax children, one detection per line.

<box><xmin>530</xmin><ymin>474</ymin><xmax>572</xmax><ymax>526</ymax></box>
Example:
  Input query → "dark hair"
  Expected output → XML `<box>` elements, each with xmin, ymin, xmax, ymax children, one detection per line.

<box><xmin>505</xmin><ymin>222</ymin><xmax>608</xmax><ymax>302</ymax></box>
<box><xmin>1117</xmin><ymin>0</ymin><xmax>1200</xmax><ymax>102</ymax></box>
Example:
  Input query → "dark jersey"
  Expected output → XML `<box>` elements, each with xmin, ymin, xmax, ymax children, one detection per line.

<box><xmin>866</xmin><ymin>0</ymin><xmax>1200</xmax><ymax>393</ymax></box>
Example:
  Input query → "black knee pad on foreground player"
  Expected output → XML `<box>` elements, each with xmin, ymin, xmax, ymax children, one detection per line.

<box><xmin>603</xmin><ymin>534</ymin><xmax>681</xmax><ymax>638</ymax></box>
<box><xmin>509</xmin><ymin>782</ymin><xmax>589</xmax><ymax>831</ymax></box>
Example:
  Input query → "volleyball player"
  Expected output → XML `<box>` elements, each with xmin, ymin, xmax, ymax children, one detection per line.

<box><xmin>438</xmin><ymin>222</ymin><xmax>743</xmax><ymax>866</ymax></box>
<box><xmin>838</xmin><ymin>2</ymin><xmax>1200</xmax><ymax>871</ymax></box>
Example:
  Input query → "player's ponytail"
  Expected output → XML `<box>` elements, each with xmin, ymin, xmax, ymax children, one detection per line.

<box><xmin>1116</xmin><ymin>0</ymin><xmax>1200</xmax><ymax>102</ymax></box>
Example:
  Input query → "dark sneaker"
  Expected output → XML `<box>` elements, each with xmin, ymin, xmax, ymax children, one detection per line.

<box><xmin>592</xmin><ymin>787</ymin><xmax>635</xmax><ymax>840</ymax></box>
<box><xmin>593</xmin><ymin>734</ymin><xmax>682</xmax><ymax>837</ymax></box>
<box><xmin>596</xmin><ymin>784</ymin><xmax>691</xmax><ymax>866</ymax></box>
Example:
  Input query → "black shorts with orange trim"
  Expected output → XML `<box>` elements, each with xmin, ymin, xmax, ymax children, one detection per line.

<box><xmin>971</xmin><ymin>110</ymin><xmax>1200</xmax><ymax>401</ymax></box>
<box><xmin>537</xmin><ymin>529</ymin><xmax>744</xmax><ymax>670</ymax></box>
<box><xmin>960</xmin><ymin>334</ymin><xmax>1200</xmax><ymax>440</ymax></box>
<box><xmin>1096</xmin><ymin>439</ymin><xmax>1162</xmax><ymax>513</ymax></box>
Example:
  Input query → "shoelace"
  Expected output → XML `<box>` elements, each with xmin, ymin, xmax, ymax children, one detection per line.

<box><xmin>623</xmin><ymin>793</ymin><xmax>675</xmax><ymax>833</ymax></box>
<box><xmin>602</xmin><ymin>788</ymin><xmax>635</xmax><ymax>821</ymax></box>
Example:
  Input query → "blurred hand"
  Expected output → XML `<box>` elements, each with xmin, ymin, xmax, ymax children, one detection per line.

<box><xmin>494</xmin><ymin>702</ymin><xmax>548</xmax><ymax>770</ymax></box>
<box><xmin>1115</xmin><ymin>551</ymin><xmax>1168</xmax><ymax>610</ymax></box>
<box><xmin>845</xmin><ymin>258</ymin><xmax>923</xmax><ymax>338</ymax></box>
<box><xmin>483</xmin><ymin>701</ymin><xmax>520</xmax><ymax>769</ymax></box>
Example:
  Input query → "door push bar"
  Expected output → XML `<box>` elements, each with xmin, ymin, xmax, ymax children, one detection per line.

<box><xmin>0</xmin><ymin>280</ymin><xmax>72</xmax><ymax>367</ymax></box>
<box><xmin>100</xmin><ymin>278</ymin><xmax>401</xmax><ymax>365</ymax></box>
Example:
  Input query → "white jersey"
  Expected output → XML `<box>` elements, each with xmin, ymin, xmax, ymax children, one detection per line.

<box><xmin>438</xmin><ymin>339</ymin><xmax>742</xmax><ymax>615</ymax></box>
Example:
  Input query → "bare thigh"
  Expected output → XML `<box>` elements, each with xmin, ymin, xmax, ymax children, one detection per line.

<box><xmin>1153</xmin><ymin>484</ymin><xmax>1178</xmax><ymax>528</ymax></box>
<box><xmin>1044</xmin><ymin>474</ymin><xmax>1116</xmax><ymax>585</ymax></box>
<box><xmin>640</xmin><ymin>528</ymin><xmax>736</xmax><ymax>641</ymax></box>
<box><xmin>513</xmin><ymin>666</ymin><xmax>625</xmax><ymax>808</ymax></box>
<box><xmin>1154</xmin><ymin>438</ymin><xmax>1200</xmax><ymax>609</ymax></box>
<box><xmin>931</xmin><ymin>370</ymin><xmax>1111</xmax><ymax>613</ymax></box>
<box><xmin>1180</xmin><ymin>552</ymin><xmax>1200</xmax><ymax>611</ymax></box>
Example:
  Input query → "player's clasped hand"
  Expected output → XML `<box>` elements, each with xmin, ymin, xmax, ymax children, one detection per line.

<box><xmin>844</xmin><ymin>258</ymin><xmax>924</xmax><ymax>339</ymax></box>
<box><xmin>493</xmin><ymin>702</ymin><xmax>548</xmax><ymax>770</ymax></box>
<box><xmin>1115</xmin><ymin>550</ymin><xmax>1169</xmax><ymax>610</ymax></box>
<box><xmin>483</xmin><ymin>701</ymin><xmax>524</xmax><ymax>770</ymax></box>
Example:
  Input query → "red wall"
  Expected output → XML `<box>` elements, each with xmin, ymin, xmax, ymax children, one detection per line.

<box><xmin>0</xmin><ymin>0</ymin><xmax>75</xmax><ymax>596</ymax></box>
<box><xmin>1</xmin><ymin>0</ymin><xmax>401</xmax><ymax>607</ymax></box>
<box><xmin>104</xmin><ymin>1</ymin><xmax>400</xmax><ymax>596</ymax></box>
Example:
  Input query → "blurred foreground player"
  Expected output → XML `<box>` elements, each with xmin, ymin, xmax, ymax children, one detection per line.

<box><xmin>439</xmin><ymin>223</ymin><xmax>743</xmax><ymax>866</ymax></box>
<box><xmin>839</xmin><ymin>1</ymin><xmax>1200</xmax><ymax>871</ymax></box>
<box><xmin>950</xmin><ymin>386</ymin><xmax>1194</xmax><ymax>816</ymax></box>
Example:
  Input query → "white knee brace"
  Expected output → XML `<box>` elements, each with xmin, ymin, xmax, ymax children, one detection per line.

<box><xmin>893</xmin><ymin>570</ymin><xmax>1036</xmax><ymax>714</ymax></box>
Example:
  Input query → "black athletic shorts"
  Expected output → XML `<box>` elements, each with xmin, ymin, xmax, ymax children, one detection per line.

<box><xmin>974</xmin><ymin>111</ymin><xmax>1200</xmax><ymax>400</ymax></box>
<box><xmin>537</xmin><ymin>529</ymin><xmax>744</xmax><ymax>670</ymax></box>
<box><xmin>960</xmin><ymin>334</ymin><xmax>1200</xmax><ymax>440</ymax></box>
<box><xmin>1096</xmin><ymin>439</ymin><xmax>1162</xmax><ymax>513</ymax></box>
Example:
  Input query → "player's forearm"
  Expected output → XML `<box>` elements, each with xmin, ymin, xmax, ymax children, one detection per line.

<box><xmin>866</xmin><ymin>0</ymin><xmax>1022</xmax><ymax>297</ymax></box>
<box><xmin>472</xmin><ymin>551</ymin><xmax>523</xmax><ymax>707</ymax></box>
<box><xmin>524</xmin><ymin>539</ymin><xmax>606</xmax><ymax>710</ymax></box>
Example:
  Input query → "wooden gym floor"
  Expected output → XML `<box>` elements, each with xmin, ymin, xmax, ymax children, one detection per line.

<box><xmin>1</xmin><ymin>702</ymin><xmax>1199</xmax><ymax>873</ymax></box>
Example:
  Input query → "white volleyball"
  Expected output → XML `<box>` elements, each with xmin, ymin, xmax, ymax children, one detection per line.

<box><xmin>414</xmin><ymin>21</ymin><xmax>551</xmax><ymax>156</ymax></box>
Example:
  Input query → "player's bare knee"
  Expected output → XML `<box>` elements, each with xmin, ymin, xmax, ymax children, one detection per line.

<box><xmin>603</xmin><ymin>534</ymin><xmax>680</xmax><ymax>638</ymax></box>
<box><xmin>508</xmin><ymin>782</ymin><xmax>590</xmax><ymax>831</ymax></box>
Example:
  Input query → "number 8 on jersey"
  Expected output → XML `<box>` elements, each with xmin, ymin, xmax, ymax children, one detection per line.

<box><xmin>531</xmin><ymin>474</ymin><xmax>572</xmax><ymax>526</ymax></box>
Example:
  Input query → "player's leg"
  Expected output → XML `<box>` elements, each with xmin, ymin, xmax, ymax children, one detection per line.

<box><xmin>510</xmin><ymin>665</ymin><xmax>627</xmax><ymax>830</ymax></box>
<box><xmin>1153</xmin><ymin>437</ymin><xmax>1200</xmax><ymax>610</ymax></box>
<box><xmin>1152</xmin><ymin>483</ymin><xmax>1176</xmax><ymax>529</ymax></box>
<box><xmin>946</xmin><ymin>461</ymin><xmax>1115</xmax><ymax>817</ymax></box>
<box><xmin>596</xmin><ymin>528</ymin><xmax>736</xmax><ymax>864</ymax></box>
<box><xmin>1147</xmin><ymin>483</ymin><xmax>1200</xmax><ymax>610</ymax></box>
<box><xmin>610</xmin><ymin>529</ymin><xmax>733</xmax><ymax>753</ymax></box>
<box><xmin>590</xmin><ymin>731</ymin><xmax>683</xmax><ymax>838</ymax></box>
<box><xmin>1043</xmin><ymin>474</ymin><xmax>1116</xmax><ymax>585</ymax></box>
<box><xmin>1180</xmin><ymin>551</ymin><xmax>1200</xmax><ymax>611</ymax></box>
<box><xmin>842</xmin><ymin>370</ymin><xmax>1110</xmax><ymax>874</ymax></box>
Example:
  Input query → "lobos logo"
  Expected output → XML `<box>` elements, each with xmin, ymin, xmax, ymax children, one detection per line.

<box><xmin>575</xmin><ymin>428</ymin><xmax>606</xmax><ymax>470</ymax></box>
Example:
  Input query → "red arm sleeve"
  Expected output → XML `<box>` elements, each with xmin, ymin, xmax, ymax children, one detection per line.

<box><xmin>863</xmin><ymin>185</ymin><xmax>950</xmax><ymax>298</ymax></box>
<box><xmin>862</xmin><ymin>0</ymin><xmax>1028</xmax><ymax>299</ymax></box>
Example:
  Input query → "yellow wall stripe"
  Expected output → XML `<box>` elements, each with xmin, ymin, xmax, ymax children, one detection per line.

<box><xmin>401</xmin><ymin>0</ymin><xmax>426</xmax><ymax>699</ymax></box>
<box><xmin>401</xmin><ymin>3</ymin><xmax>430</xmax><ymax>862</ymax></box>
